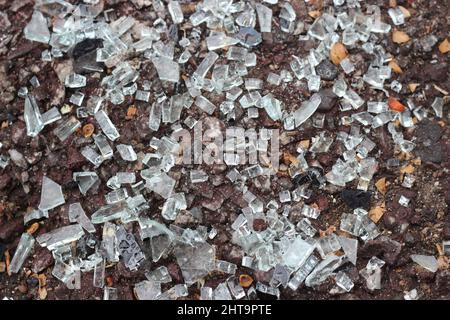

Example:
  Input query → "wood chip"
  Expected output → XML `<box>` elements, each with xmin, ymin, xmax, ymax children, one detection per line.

<box><xmin>398</xmin><ymin>6</ymin><xmax>411</xmax><ymax>18</ymax></box>
<box><xmin>26</xmin><ymin>222</ymin><xmax>39</xmax><ymax>235</ymax></box>
<box><xmin>375</xmin><ymin>178</ymin><xmax>387</xmax><ymax>195</ymax></box>
<box><xmin>330</xmin><ymin>42</ymin><xmax>348</xmax><ymax>65</ymax></box>
<box><xmin>298</xmin><ymin>139</ymin><xmax>310</xmax><ymax>151</ymax></box>
<box><xmin>319</xmin><ymin>225</ymin><xmax>336</xmax><ymax>237</ymax></box>
<box><xmin>239</xmin><ymin>274</ymin><xmax>254</xmax><ymax>288</ymax></box>
<box><xmin>82</xmin><ymin>124</ymin><xmax>95</xmax><ymax>138</ymax></box>
<box><xmin>369</xmin><ymin>203</ymin><xmax>386</xmax><ymax>223</ymax></box>
<box><xmin>388</xmin><ymin>97</ymin><xmax>406</xmax><ymax>112</ymax></box>
<box><xmin>308</xmin><ymin>10</ymin><xmax>322</xmax><ymax>19</ymax></box>
<box><xmin>0</xmin><ymin>261</ymin><xmax>5</xmax><ymax>273</ymax></box>
<box><xmin>400</xmin><ymin>164</ymin><xmax>415</xmax><ymax>174</ymax></box>
<box><xmin>126</xmin><ymin>105</ymin><xmax>138</xmax><ymax>120</ymax></box>
<box><xmin>392</xmin><ymin>30</ymin><xmax>410</xmax><ymax>44</ymax></box>
<box><xmin>438</xmin><ymin>38</ymin><xmax>450</xmax><ymax>54</ymax></box>
<box><xmin>389</xmin><ymin>60</ymin><xmax>403</xmax><ymax>74</ymax></box>
<box><xmin>5</xmin><ymin>250</ymin><xmax>11</xmax><ymax>276</ymax></box>
<box><xmin>39</xmin><ymin>287</ymin><xmax>47</xmax><ymax>300</ymax></box>
<box><xmin>283</xmin><ymin>152</ymin><xmax>299</xmax><ymax>166</ymax></box>
<box><xmin>408</xmin><ymin>83</ymin><xmax>420</xmax><ymax>93</ymax></box>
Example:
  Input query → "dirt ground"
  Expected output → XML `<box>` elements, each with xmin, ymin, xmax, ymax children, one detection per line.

<box><xmin>0</xmin><ymin>0</ymin><xmax>449</xmax><ymax>300</ymax></box>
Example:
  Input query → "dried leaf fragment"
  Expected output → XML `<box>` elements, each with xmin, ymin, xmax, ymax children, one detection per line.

<box><xmin>39</xmin><ymin>287</ymin><xmax>47</xmax><ymax>300</ymax></box>
<box><xmin>392</xmin><ymin>30</ymin><xmax>410</xmax><ymax>44</ymax></box>
<box><xmin>438</xmin><ymin>38</ymin><xmax>450</xmax><ymax>54</ymax></box>
<box><xmin>389</xmin><ymin>60</ymin><xmax>403</xmax><ymax>74</ymax></box>
<box><xmin>400</xmin><ymin>164</ymin><xmax>415</xmax><ymax>174</ymax></box>
<box><xmin>369</xmin><ymin>203</ymin><xmax>386</xmax><ymax>223</ymax></box>
<box><xmin>399</xmin><ymin>6</ymin><xmax>411</xmax><ymax>18</ymax></box>
<box><xmin>26</xmin><ymin>222</ymin><xmax>39</xmax><ymax>235</ymax></box>
<box><xmin>408</xmin><ymin>83</ymin><xmax>419</xmax><ymax>93</ymax></box>
<box><xmin>126</xmin><ymin>106</ymin><xmax>138</xmax><ymax>119</ymax></box>
<box><xmin>375</xmin><ymin>178</ymin><xmax>387</xmax><ymax>195</ymax></box>
<box><xmin>330</xmin><ymin>42</ymin><xmax>348</xmax><ymax>65</ymax></box>
<box><xmin>5</xmin><ymin>250</ymin><xmax>11</xmax><ymax>276</ymax></box>
<box><xmin>82</xmin><ymin>124</ymin><xmax>95</xmax><ymax>138</ymax></box>
<box><xmin>308</xmin><ymin>10</ymin><xmax>321</xmax><ymax>19</ymax></box>
<box><xmin>239</xmin><ymin>274</ymin><xmax>254</xmax><ymax>288</ymax></box>
<box><xmin>388</xmin><ymin>97</ymin><xmax>406</xmax><ymax>112</ymax></box>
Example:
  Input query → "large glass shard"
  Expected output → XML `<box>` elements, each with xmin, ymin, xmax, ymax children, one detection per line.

<box><xmin>73</xmin><ymin>172</ymin><xmax>99</xmax><ymax>195</ymax></box>
<box><xmin>305</xmin><ymin>255</ymin><xmax>347</xmax><ymax>287</ymax></box>
<box><xmin>69</xmin><ymin>203</ymin><xmax>96</xmax><ymax>233</ymax></box>
<box><xmin>116</xmin><ymin>144</ymin><xmax>137</xmax><ymax>161</ymax></box>
<box><xmin>95</xmin><ymin>110</ymin><xmax>120</xmax><ymax>141</ymax></box>
<box><xmin>91</xmin><ymin>201</ymin><xmax>130</xmax><ymax>224</ymax></box>
<box><xmin>24</xmin><ymin>209</ymin><xmax>48</xmax><ymax>225</ymax></box>
<box><xmin>410</xmin><ymin>254</ymin><xmax>438</xmax><ymax>273</ymax></box>
<box><xmin>24</xmin><ymin>11</ymin><xmax>50</xmax><ymax>44</ymax></box>
<box><xmin>116</xmin><ymin>226</ymin><xmax>145</xmax><ymax>271</ymax></box>
<box><xmin>195</xmin><ymin>95</ymin><xmax>216</xmax><ymax>115</ymax></box>
<box><xmin>145</xmin><ymin>172</ymin><xmax>176</xmax><ymax>199</ymax></box>
<box><xmin>287</xmin><ymin>254</ymin><xmax>319</xmax><ymax>290</ymax></box>
<box><xmin>213</xmin><ymin>283</ymin><xmax>232</xmax><ymax>300</ymax></box>
<box><xmin>53</xmin><ymin>116</ymin><xmax>81</xmax><ymax>141</ymax></box>
<box><xmin>282</xmin><ymin>237</ymin><xmax>315</xmax><ymax>269</ymax></box>
<box><xmin>292</xmin><ymin>93</ymin><xmax>322</xmax><ymax>128</ymax></box>
<box><xmin>193</xmin><ymin>51</ymin><xmax>219</xmax><ymax>82</ymax></box>
<box><xmin>93</xmin><ymin>258</ymin><xmax>105</xmax><ymax>288</ymax></box>
<box><xmin>134</xmin><ymin>280</ymin><xmax>161</xmax><ymax>300</ymax></box>
<box><xmin>36</xmin><ymin>224</ymin><xmax>84</xmax><ymax>251</ymax></box>
<box><xmin>338</xmin><ymin>236</ymin><xmax>358</xmax><ymax>265</ymax></box>
<box><xmin>260</xmin><ymin>94</ymin><xmax>282</xmax><ymax>121</ymax></box>
<box><xmin>256</xmin><ymin>4</ymin><xmax>272</xmax><ymax>33</ymax></box>
<box><xmin>145</xmin><ymin>266</ymin><xmax>172</xmax><ymax>283</ymax></box>
<box><xmin>168</xmin><ymin>1</ymin><xmax>183</xmax><ymax>24</ymax></box>
<box><xmin>38</xmin><ymin>176</ymin><xmax>65</xmax><ymax>211</ymax></box>
<box><xmin>101</xmin><ymin>222</ymin><xmax>120</xmax><ymax>262</ymax></box>
<box><xmin>42</xmin><ymin>107</ymin><xmax>62</xmax><ymax>125</ymax></box>
<box><xmin>9</xmin><ymin>233</ymin><xmax>35</xmax><ymax>274</ymax></box>
<box><xmin>152</xmin><ymin>57</ymin><xmax>179</xmax><ymax>82</ymax></box>
<box><xmin>24</xmin><ymin>95</ymin><xmax>44</xmax><ymax>137</ymax></box>
<box><xmin>173</xmin><ymin>241</ymin><xmax>216</xmax><ymax>285</ymax></box>
<box><xmin>94</xmin><ymin>133</ymin><xmax>114</xmax><ymax>159</ymax></box>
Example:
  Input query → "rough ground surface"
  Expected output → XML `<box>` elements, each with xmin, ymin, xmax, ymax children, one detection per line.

<box><xmin>0</xmin><ymin>0</ymin><xmax>449</xmax><ymax>300</ymax></box>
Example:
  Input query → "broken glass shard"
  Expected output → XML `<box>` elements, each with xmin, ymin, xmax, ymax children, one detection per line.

<box><xmin>53</xmin><ymin>116</ymin><xmax>81</xmax><ymax>142</ymax></box>
<box><xmin>134</xmin><ymin>280</ymin><xmax>161</xmax><ymax>300</ymax></box>
<box><xmin>24</xmin><ymin>11</ymin><xmax>50</xmax><ymax>44</ymax></box>
<box><xmin>65</xmin><ymin>73</ymin><xmax>86</xmax><ymax>88</ymax></box>
<box><xmin>24</xmin><ymin>95</ymin><xmax>44</xmax><ymax>137</ymax></box>
<box><xmin>36</xmin><ymin>224</ymin><xmax>84</xmax><ymax>251</ymax></box>
<box><xmin>69</xmin><ymin>203</ymin><xmax>95</xmax><ymax>233</ymax></box>
<box><xmin>38</xmin><ymin>176</ymin><xmax>65</xmax><ymax>211</ymax></box>
<box><xmin>292</xmin><ymin>93</ymin><xmax>322</xmax><ymax>128</ymax></box>
<box><xmin>95</xmin><ymin>110</ymin><xmax>120</xmax><ymax>141</ymax></box>
<box><xmin>9</xmin><ymin>233</ymin><xmax>35</xmax><ymax>274</ymax></box>
<box><xmin>152</xmin><ymin>57</ymin><xmax>179</xmax><ymax>83</ymax></box>
<box><xmin>282</xmin><ymin>237</ymin><xmax>315</xmax><ymax>269</ymax></box>
<box><xmin>410</xmin><ymin>254</ymin><xmax>438</xmax><ymax>273</ymax></box>
<box><xmin>91</xmin><ymin>201</ymin><xmax>129</xmax><ymax>224</ymax></box>
<box><xmin>73</xmin><ymin>172</ymin><xmax>99</xmax><ymax>195</ymax></box>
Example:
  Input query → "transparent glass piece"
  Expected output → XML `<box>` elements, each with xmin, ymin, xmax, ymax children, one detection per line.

<box><xmin>24</xmin><ymin>11</ymin><xmax>50</xmax><ymax>44</ymax></box>
<box><xmin>24</xmin><ymin>95</ymin><xmax>44</xmax><ymax>137</ymax></box>
<box><xmin>53</xmin><ymin>116</ymin><xmax>81</xmax><ymax>141</ymax></box>
<box><xmin>95</xmin><ymin>110</ymin><xmax>120</xmax><ymax>141</ymax></box>
<box><xmin>36</xmin><ymin>224</ymin><xmax>84</xmax><ymax>251</ymax></box>
<box><xmin>69</xmin><ymin>202</ymin><xmax>95</xmax><ymax>233</ymax></box>
<box><xmin>9</xmin><ymin>233</ymin><xmax>35</xmax><ymax>274</ymax></box>
<box><xmin>38</xmin><ymin>176</ymin><xmax>65</xmax><ymax>211</ymax></box>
